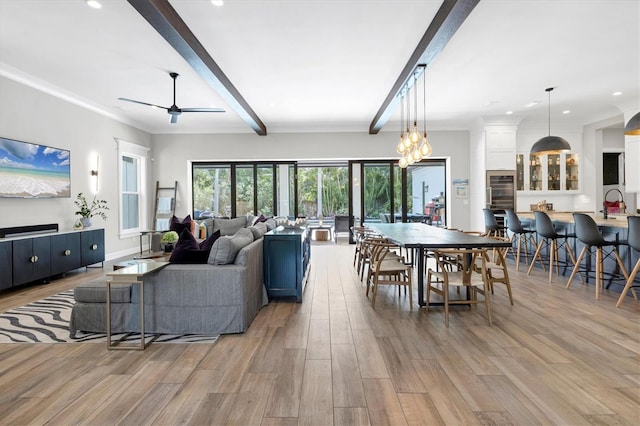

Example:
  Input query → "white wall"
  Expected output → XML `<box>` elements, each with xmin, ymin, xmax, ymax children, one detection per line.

<box><xmin>0</xmin><ymin>76</ymin><xmax>152</xmax><ymax>260</ymax></box>
<box><xmin>151</xmin><ymin>130</ymin><xmax>473</xmax><ymax>230</ymax></box>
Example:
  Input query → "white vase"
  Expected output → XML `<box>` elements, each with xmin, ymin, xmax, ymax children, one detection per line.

<box><xmin>80</xmin><ymin>217</ymin><xmax>92</xmax><ymax>228</ymax></box>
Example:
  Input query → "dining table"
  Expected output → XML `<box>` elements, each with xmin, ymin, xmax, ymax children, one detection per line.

<box><xmin>369</xmin><ymin>223</ymin><xmax>512</xmax><ymax>307</ymax></box>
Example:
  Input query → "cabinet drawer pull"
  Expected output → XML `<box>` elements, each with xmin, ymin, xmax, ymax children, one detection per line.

<box><xmin>91</xmin><ymin>244</ymin><xmax>98</xmax><ymax>250</ymax></box>
<box><xmin>64</xmin><ymin>249</ymin><xmax>71</xmax><ymax>256</ymax></box>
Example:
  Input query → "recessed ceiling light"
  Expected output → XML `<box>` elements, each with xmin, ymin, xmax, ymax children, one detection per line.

<box><xmin>211</xmin><ymin>0</ymin><xmax>224</xmax><ymax>6</ymax></box>
<box><xmin>86</xmin><ymin>0</ymin><xmax>101</xmax><ymax>9</ymax></box>
<box><xmin>562</xmin><ymin>110</ymin><xmax>571</xmax><ymax>114</ymax></box>
<box><xmin>612</xmin><ymin>91</ymin><xmax>622</xmax><ymax>96</ymax></box>
<box><xmin>524</xmin><ymin>101</ymin><xmax>541</xmax><ymax>108</ymax></box>
<box><xmin>506</xmin><ymin>111</ymin><xmax>513</xmax><ymax>115</ymax></box>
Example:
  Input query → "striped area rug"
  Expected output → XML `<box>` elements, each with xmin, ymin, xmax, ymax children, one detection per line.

<box><xmin>0</xmin><ymin>290</ymin><xmax>218</xmax><ymax>344</ymax></box>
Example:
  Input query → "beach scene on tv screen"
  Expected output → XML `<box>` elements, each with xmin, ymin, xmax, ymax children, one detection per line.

<box><xmin>0</xmin><ymin>137</ymin><xmax>71</xmax><ymax>198</ymax></box>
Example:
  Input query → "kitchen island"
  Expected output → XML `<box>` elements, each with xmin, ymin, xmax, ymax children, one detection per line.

<box><xmin>515</xmin><ymin>211</ymin><xmax>639</xmax><ymax>294</ymax></box>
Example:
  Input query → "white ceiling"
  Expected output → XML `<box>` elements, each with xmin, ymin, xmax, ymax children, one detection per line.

<box><xmin>0</xmin><ymin>0</ymin><xmax>638</xmax><ymax>135</ymax></box>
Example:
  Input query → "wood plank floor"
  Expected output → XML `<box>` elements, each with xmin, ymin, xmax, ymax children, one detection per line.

<box><xmin>1</xmin><ymin>242</ymin><xmax>639</xmax><ymax>425</ymax></box>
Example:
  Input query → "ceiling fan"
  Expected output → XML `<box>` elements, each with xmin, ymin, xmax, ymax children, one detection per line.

<box><xmin>118</xmin><ymin>72</ymin><xmax>225</xmax><ymax>123</ymax></box>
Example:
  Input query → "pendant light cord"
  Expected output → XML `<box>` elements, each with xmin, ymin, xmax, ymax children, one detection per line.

<box><xmin>546</xmin><ymin>87</ymin><xmax>553</xmax><ymax>136</ymax></box>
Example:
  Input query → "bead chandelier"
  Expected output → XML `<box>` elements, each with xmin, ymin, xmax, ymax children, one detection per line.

<box><xmin>398</xmin><ymin>65</ymin><xmax>431</xmax><ymax>168</ymax></box>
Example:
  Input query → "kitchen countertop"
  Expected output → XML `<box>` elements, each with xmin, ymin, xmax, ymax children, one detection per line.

<box><xmin>517</xmin><ymin>211</ymin><xmax>635</xmax><ymax>228</ymax></box>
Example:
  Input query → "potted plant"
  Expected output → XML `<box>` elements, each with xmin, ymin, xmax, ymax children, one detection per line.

<box><xmin>74</xmin><ymin>192</ymin><xmax>109</xmax><ymax>228</ymax></box>
<box><xmin>161</xmin><ymin>231</ymin><xmax>179</xmax><ymax>252</ymax></box>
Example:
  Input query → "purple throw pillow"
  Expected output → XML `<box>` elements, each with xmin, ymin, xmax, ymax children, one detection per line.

<box><xmin>169</xmin><ymin>229</ymin><xmax>202</xmax><ymax>263</ymax></box>
<box><xmin>169</xmin><ymin>214</ymin><xmax>192</xmax><ymax>235</ymax></box>
<box><xmin>199</xmin><ymin>230</ymin><xmax>221</xmax><ymax>252</ymax></box>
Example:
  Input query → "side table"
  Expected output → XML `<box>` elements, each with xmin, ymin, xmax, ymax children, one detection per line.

<box><xmin>105</xmin><ymin>261</ymin><xmax>169</xmax><ymax>350</ymax></box>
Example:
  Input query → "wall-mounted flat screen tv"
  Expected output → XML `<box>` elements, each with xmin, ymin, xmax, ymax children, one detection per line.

<box><xmin>0</xmin><ymin>136</ymin><xmax>71</xmax><ymax>198</ymax></box>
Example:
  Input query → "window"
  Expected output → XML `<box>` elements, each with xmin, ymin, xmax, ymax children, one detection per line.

<box><xmin>192</xmin><ymin>161</ymin><xmax>294</xmax><ymax>219</ymax></box>
<box><xmin>116</xmin><ymin>139</ymin><xmax>149</xmax><ymax>237</ymax></box>
<box><xmin>297</xmin><ymin>163</ymin><xmax>348</xmax><ymax>219</ymax></box>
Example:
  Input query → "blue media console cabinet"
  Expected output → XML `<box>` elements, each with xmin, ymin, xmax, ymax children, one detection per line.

<box><xmin>263</xmin><ymin>227</ymin><xmax>311</xmax><ymax>302</ymax></box>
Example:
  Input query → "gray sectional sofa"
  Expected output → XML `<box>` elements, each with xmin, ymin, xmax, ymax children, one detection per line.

<box><xmin>69</xmin><ymin>216</ymin><xmax>275</xmax><ymax>337</ymax></box>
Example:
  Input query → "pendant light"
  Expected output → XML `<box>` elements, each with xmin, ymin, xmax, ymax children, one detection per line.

<box><xmin>419</xmin><ymin>67</ymin><xmax>432</xmax><ymax>158</ymax></box>
<box><xmin>397</xmin><ymin>94</ymin><xmax>407</xmax><ymax>155</ymax></box>
<box><xmin>624</xmin><ymin>111</ymin><xmax>640</xmax><ymax>135</ymax></box>
<box><xmin>530</xmin><ymin>87</ymin><xmax>571</xmax><ymax>155</ymax></box>
<box><xmin>410</xmin><ymin>74</ymin><xmax>421</xmax><ymax>144</ymax></box>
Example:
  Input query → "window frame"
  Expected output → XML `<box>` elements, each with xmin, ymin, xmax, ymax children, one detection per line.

<box><xmin>116</xmin><ymin>139</ymin><xmax>149</xmax><ymax>239</ymax></box>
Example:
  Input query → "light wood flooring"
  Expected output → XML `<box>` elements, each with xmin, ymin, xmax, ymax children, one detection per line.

<box><xmin>1</xmin><ymin>242</ymin><xmax>639</xmax><ymax>425</ymax></box>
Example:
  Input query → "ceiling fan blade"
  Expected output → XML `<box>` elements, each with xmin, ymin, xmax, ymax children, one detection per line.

<box><xmin>170</xmin><ymin>113</ymin><xmax>178</xmax><ymax>124</ymax></box>
<box><xmin>118</xmin><ymin>97</ymin><xmax>168</xmax><ymax>110</ymax></box>
<box><xmin>181</xmin><ymin>107</ymin><xmax>226</xmax><ymax>113</ymax></box>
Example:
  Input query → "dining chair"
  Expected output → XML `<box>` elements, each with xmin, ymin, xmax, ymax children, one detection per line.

<box><xmin>351</xmin><ymin>226</ymin><xmax>369</xmax><ymax>268</ymax></box>
<box><xmin>366</xmin><ymin>241</ymin><xmax>413</xmax><ymax>308</ymax></box>
<box><xmin>616</xmin><ymin>216</ymin><xmax>640</xmax><ymax>307</ymax></box>
<box><xmin>359</xmin><ymin>235</ymin><xmax>401</xmax><ymax>282</ymax></box>
<box><xmin>478</xmin><ymin>236</ymin><xmax>514</xmax><ymax>305</ymax></box>
<box><xmin>426</xmin><ymin>248</ymin><xmax>492</xmax><ymax>327</ymax></box>
<box><xmin>505</xmin><ymin>209</ymin><xmax>537</xmax><ymax>271</ymax></box>
<box><xmin>566</xmin><ymin>213</ymin><xmax>629</xmax><ymax>299</ymax></box>
<box><xmin>528</xmin><ymin>210</ymin><xmax>580</xmax><ymax>283</ymax></box>
<box><xmin>483</xmin><ymin>209</ymin><xmax>506</xmax><ymax>238</ymax></box>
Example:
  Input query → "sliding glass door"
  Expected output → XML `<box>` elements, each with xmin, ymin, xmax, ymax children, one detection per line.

<box><xmin>350</xmin><ymin>159</ymin><xmax>447</xmax><ymax>226</ymax></box>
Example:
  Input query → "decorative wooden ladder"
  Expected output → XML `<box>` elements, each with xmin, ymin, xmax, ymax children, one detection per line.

<box><xmin>152</xmin><ymin>181</ymin><xmax>178</xmax><ymax>231</ymax></box>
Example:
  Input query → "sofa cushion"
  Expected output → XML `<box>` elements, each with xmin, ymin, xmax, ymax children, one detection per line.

<box><xmin>170</xmin><ymin>214</ymin><xmax>192</xmax><ymax>235</ymax></box>
<box><xmin>74</xmin><ymin>281</ymin><xmax>131</xmax><ymax>303</ymax></box>
<box><xmin>199</xmin><ymin>229</ymin><xmax>221</xmax><ymax>252</ymax></box>
<box><xmin>265</xmin><ymin>217</ymin><xmax>277</xmax><ymax>231</ymax></box>
<box><xmin>208</xmin><ymin>228</ymin><xmax>254</xmax><ymax>265</ymax></box>
<box><xmin>248</xmin><ymin>222</ymin><xmax>268</xmax><ymax>240</ymax></box>
<box><xmin>213</xmin><ymin>216</ymin><xmax>247</xmax><ymax>236</ymax></box>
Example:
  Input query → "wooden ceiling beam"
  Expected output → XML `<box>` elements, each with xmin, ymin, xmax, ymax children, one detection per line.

<box><xmin>127</xmin><ymin>0</ymin><xmax>267</xmax><ymax>135</ymax></box>
<box><xmin>369</xmin><ymin>0</ymin><xmax>480</xmax><ymax>134</ymax></box>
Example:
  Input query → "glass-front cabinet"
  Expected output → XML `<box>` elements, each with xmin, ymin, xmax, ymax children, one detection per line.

<box><xmin>565</xmin><ymin>153</ymin><xmax>580</xmax><ymax>191</ymax></box>
<box><xmin>529</xmin><ymin>154</ymin><xmax>543</xmax><ymax>191</ymax></box>
<box><xmin>516</xmin><ymin>152</ymin><xmax>579</xmax><ymax>192</ymax></box>
<box><xmin>516</xmin><ymin>154</ymin><xmax>525</xmax><ymax>191</ymax></box>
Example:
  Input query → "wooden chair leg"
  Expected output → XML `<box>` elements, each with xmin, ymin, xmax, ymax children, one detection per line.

<box><xmin>566</xmin><ymin>246</ymin><xmax>588</xmax><ymax>289</ymax></box>
<box><xmin>548</xmin><ymin>239</ymin><xmax>555</xmax><ymax>283</ymax></box>
<box><xmin>616</xmin><ymin>259</ymin><xmax>640</xmax><ymax>307</ymax></box>
<box><xmin>595</xmin><ymin>248</ymin><xmax>602</xmax><ymax>300</ymax></box>
<box><xmin>483</xmin><ymin>280</ymin><xmax>493</xmax><ymax>326</ymax></box>
<box><xmin>565</xmin><ymin>242</ymin><xmax>584</xmax><ymax>284</ymax></box>
<box><xmin>528</xmin><ymin>240</ymin><xmax>545</xmax><ymax>275</ymax></box>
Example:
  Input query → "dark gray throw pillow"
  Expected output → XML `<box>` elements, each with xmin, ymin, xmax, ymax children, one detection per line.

<box><xmin>208</xmin><ymin>228</ymin><xmax>254</xmax><ymax>265</ymax></box>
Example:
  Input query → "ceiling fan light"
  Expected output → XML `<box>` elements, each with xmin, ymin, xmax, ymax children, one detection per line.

<box><xmin>624</xmin><ymin>111</ymin><xmax>640</xmax><ymax>135</ymax></box>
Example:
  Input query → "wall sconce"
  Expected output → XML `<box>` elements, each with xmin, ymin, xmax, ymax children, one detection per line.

<box><xmin>91</xmin><ymin>155</ymin><xmax>99</xmax><ymax>193</ymax></box>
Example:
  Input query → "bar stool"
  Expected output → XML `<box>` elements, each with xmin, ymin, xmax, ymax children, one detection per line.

<box><xmin>527</xmin><ymin>211</ymin><xmax>579</xmax><ymax>282</ymax></box>
<box><xmin>505</xmin><ymin>209</ymin><xmax>537</xmax><ymax>271</ymax></box>
<box><xmin>616</xmin><ymin>216</ymin><xmax>640</xmax><ymax>307</ymax></box>
<box><xmin>566</xmin><ymin>213</ymin><xmax>628</xmax><ymax>299</ymax></box>
<box><xmin>483</xmin><ymin>209</ymin><xmax>506</xmax><ymax>238</ymax></box>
